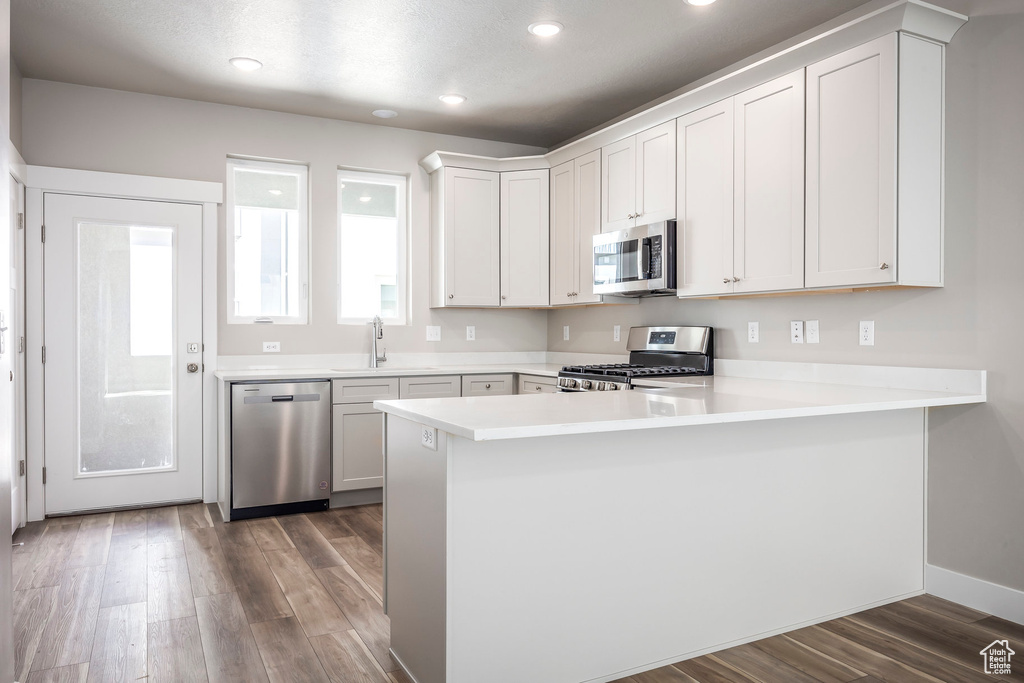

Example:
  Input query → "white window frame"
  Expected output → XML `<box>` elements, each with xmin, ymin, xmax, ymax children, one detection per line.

<box><xmin>225</xmin><ymin>157</ymin><xmax>309</xmax><ymax>325</ymax></box>
<box><xmin>337</xmin><ymin>169</ymin><xmax>409</xmax><ymax>325</ymax></box>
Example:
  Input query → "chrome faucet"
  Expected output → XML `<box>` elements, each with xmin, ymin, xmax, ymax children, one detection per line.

<box><xmin>370</xmin><ymin>316</ymin><xmax>387</xmax><ymax>368</ymax></box>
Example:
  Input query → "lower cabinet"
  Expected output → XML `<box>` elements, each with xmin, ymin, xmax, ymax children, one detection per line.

<box><xmin>518</xmin><ymin>374</ymin><xmax>559</xmax><ymax>394</ymax></box>
<box><xmin>332</xmin><ymin>404</ymin><xmax>387</xmax><ymax>492</ymax></box>
<box><xmin>462</xmin><ymin>374</ymin><xmax>515</xmax><ymax>396</ymax></box>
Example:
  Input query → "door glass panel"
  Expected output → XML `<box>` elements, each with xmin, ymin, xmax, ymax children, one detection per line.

<box><xmin>78</xmin><ymin>222</ymin><xmax>175</xmax><ymax>475</ymax></box>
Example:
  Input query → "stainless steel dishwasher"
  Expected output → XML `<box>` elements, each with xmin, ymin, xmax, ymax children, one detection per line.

<box><xmin>231</xmin><ymin>380</ymin><xmax>331</xmax><ymax>520</ymax></box>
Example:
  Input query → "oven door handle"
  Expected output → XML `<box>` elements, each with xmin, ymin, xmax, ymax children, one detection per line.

<box><xmin>639</xmin><ymin>238</ymin><xmax>652</xmax><ymax>279</ymax></box>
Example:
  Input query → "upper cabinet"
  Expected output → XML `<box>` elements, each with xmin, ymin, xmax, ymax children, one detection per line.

<box><xmin>500</xmin><ymin>170</ymin><xmax>550</xmax><ymax>307</ymax></box>
<box><xmin>602</xmin><ymin>121</ymin><xmax>676</xmax><ymax>232</ymax></box>
<box><xmin>550</xmin><ymin>150</ymin><xmax>602</xmax><ymax>306</ymax></box>
<box><xmin>677</xmin><ymin>70</ymin><xmax>805</xmax><ymax>297</ymax></box>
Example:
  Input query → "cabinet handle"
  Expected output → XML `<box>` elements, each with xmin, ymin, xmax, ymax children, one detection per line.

<box><xmin>880</xmin><ymin>262</ymin><xmax>889</xmax><ymax>270</ymax></box>
<box><xmin>485</xmin><ymin>383</ymin><xmax>491</xmax><ymax>389</ymax></box>
<box><xmin>723</xmin><ymin>278</ymin><xmax>731</xmax><ymax>284</ymax></box>
<box><xmin>449</xmin><ymin>294</ymin><xmax>454</xmax><ymax>299</ymax></box>
<box><xmin>732</xmin><ymin>277</ymin><xmax>741</xmax><ymax>283</ymax></box>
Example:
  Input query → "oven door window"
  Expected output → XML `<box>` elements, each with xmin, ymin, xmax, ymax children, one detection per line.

<box><xmin>594</xmin><ymin>239</ymin><xmax>640</xmax><ymax>285</ymax></box>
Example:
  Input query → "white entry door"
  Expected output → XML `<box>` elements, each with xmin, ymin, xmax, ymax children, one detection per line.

<box><xmin>43</xmin><ymin>193</ymin><xmax>203</xmax><ymax>514</ymax></box>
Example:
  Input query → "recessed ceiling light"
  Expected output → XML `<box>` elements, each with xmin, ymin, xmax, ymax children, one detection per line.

<box><xmin>439</xmin><ymin>94</ymin><xmax>466</xmax><ymax>105</ymax></box>
<box><xmin>528</xmin><ymin>21</ymin><xmax>563</xmax><ymax>37</ymax></box>
<box><xmin>268</xmin><ymin>189</ymin><xmax>282</xmax><ymax>196</ymax></box>
<box><xmin>229</xmin><ymin>57</ymin><xmax>263</xmax><ymax>71</ymax></box>
<box><xmin>359</xmin><ymin>195</ymin><xmax>372</xmax><ymax>202</ymax></box>
<box><xmin>372</xmin><ymin>109</ymin><xmax>398</xmax><ymax>119</ymax></box>
<box><xmin>684</xmin><ymin>0</ymin><xmax>718</xmax><ymax>5</ymax></box>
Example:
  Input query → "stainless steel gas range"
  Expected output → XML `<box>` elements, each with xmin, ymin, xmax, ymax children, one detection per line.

<box><xmin>557</xmin><ymin>326</ymin><xmax>713</xmax><ymax>392</ymax></box>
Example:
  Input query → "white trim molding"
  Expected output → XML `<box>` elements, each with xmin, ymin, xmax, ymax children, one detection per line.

<box><xmin>926</xmin><ymin>564</ymin><xmax>1024</xmax><ymax>626</ymax></box>
<box><xmin>26</xmin><ymin>165</ymin><xmax>222</xmax><ymax>204</ymax></box>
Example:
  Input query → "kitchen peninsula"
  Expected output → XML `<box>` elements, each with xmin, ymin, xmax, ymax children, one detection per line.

<box><xmin>376</xmin><ymin>361</ymin><xmax>986</xmax><ymax>683</ymax></box>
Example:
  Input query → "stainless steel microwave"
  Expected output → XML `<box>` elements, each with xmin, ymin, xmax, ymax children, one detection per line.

<box><xmin>593</xmin><ymin>221</ymin><xmax>677</xmax><ymax>296</ymax></box>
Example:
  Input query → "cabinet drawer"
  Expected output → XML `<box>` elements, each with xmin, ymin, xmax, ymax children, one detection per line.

<box><xmin>400</xmin><ymin>375</ymin><xmax>462</xmax><ymax>399</ymax></box>
<box><xmin>518</xmin><ymin>374</ymin><xmax>559</xmax><ymax>394</ymax></box>
<box><xmin>331</xmin><ymin>377</ymin><xmax>400</xmax><ymax>404</ymax></box>
<box><xmin>462</xmin><ymin>374</ymin><xmax>514</xmax><ymax>397</ymax></box>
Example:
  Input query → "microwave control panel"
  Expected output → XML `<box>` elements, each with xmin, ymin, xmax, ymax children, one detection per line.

<box><xmin>648</xmin><ymin>236</ymin><xmax>663</xmax><ymax>278</ymax></box>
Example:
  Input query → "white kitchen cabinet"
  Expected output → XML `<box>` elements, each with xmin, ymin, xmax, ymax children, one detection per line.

<box><xmin>462</xmin><ymin>374</ymin><xmax>514</xmax><ymax>397</ymax></box>
<box><xmin>676</xmin><ymin>70</ymin><xmax>804</xmax><ymax>297</ymax></box>
<box><xmin>601</xmin><ymin>120</ymin><xmax>675</xmax><ymax>232</ymax></box>
<box><xmin>518</xmin><ymin>374</ymin><xmax>559</xmax><ymax>394</ymax></box>
<box><xmin>500</xmin><ymin>169</ymin><xmax>549</xmax><ymax>306</ymax></box>
<box><xmin>332</xmin><ymin>404</ymin><xmax>385</xmax><ymax>492</ymax></box>
<box><xmin>399</xmin><ymin>375</ymin><xmax>461</xmax><ymax>399</ymax></box>
<box><xmin>431</xmin><ymin>166</ymin><xmax>501</xmax><ymax>307</ymax></box>
<box><xmin>549</xmin><ymin>150</ymin><xmax>602</xmax><ymax>306</ymax></box>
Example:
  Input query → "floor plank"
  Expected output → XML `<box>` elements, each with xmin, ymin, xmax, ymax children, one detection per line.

<box><xmin>148</xmin><ymin>616</ymin><xmax>209</xmax><ymax>683</ymax></box>
<box><xmin>248</xmin><ymin>518</ymin><xmax>296</xmax><ymax>552</ymax></box>
<box><xmin>672</xmin><ymin>655</ymin><xmax>760</xmax><ymax>683</ymax></box>
<box><xmin>178</xmin><ymin>503</ymin><xmax>214</xmax><ymax>529</ymax></box>
<box><xmin>30</xmin><ymin>565</ymin><xmax>106</xmax><ymax>671</ymax></box>
<box><xmin>630</xmin><ymin>665</ymin><xmax>699</xmax><ymax>682</ymax></box>
<box><xmin>315</xmin><ymin>564</ymin><xmax>394</xmax><ymax>671</ymax></box>
<box><xmin>13</xmin><ymin>519</ymin><xmax>48</xmax><ymax>553</ymax></box>
<box><xmin>784</xmin><ymin>626</ymin><xmax>942</xmax><ymax>683</ymax></box>
<box><xmin>334</xmin><ymin>509</ymin><xmax>383</xmax><ymax>555</ymax></box>
<box><xmin>67</xmin><ymin>513</ymin><xmax>114</xmax><ymax>568</ymax></box>
<box><xmin>361</xmin><ymin>504</ymin><xmax>383</xmax><ymax>525</ymax></box>
<box><xmin>305</xmin><ymin>509</ymin><xmax>357</xmax><ymax>541</ymax></box>
<box><xmin>100</xmin><ymin>535</ymin><xmax>148</xmax><ymax>608</ymax></box>
<box><xmin>975</xmin><ymin>615</ymin><xmax>1024</xmax><ymax>645</ymax></box>
<box><xmin>13</xmin><ymin>586</ymin><xmax>59</xmax><ymax>681</ymax></box>
<box><xmin>194</xmin><ymin>592</ymin><xmax>270</xmax><ymax>683</ymax></box>
<box><xmin>217</xmin><ymin>523</ymin><xmax>294</xmax><ymax>624</ymax></box>
<box><xmin>182</xmin><ymin>527</ymin><xmax>235</xmax><ymax>597</ymax></box>
<box><xmin>111</xmin><ymin>509</ymin><xmax>148</xmax><ymax>540</ymax></box>
<box><xmin>250</xmin><ymin>616</ymin><xmax>331</xmax><ymax>683</ymax></box>
<box><xmin>264</xmin><ymin>549</ymin><xmax>352</xmax><ymax>638</ymax></box>
<box><xmin>16</xmin><ymin>523</ymin><xmax>80</xmax><ymax>590</ymax></box>
<box><xmin>907</xmin><ymin>594</ymin><xmax>989</xmax><ymax>623</ymax></box>
<box><xmin>309</xmin><ymin>630</ymin><xmax>391</xmax><ymax>683</ymax></box>
<box><xmin>147</xmin><ymin>541</ymin><xmax>196</xmax><ymax>623</ymax></box>
<box><xmin>387</xmin><ymin>670</ymin><xmax>414</xmax><ymax>683</ymax></box>
<box><xmin>277</xmin><ymin>513</ymin><xmax>346</xmax><ymax>569</ymax></box>
<box><xmin>86</xmin><ymin>602</ymin><xmax>147</xmax><ymax>683</ymax></box>
<box><xmin>330</xmin><ymin>535</ymin><xmax>384</xmax><ymax>601</ymax></box>
<box><xmin>147</xmin><ymin>506</ymin><xmax>182</xmax><ymax>544</ymax></box>
<box><xmin>710</xmin><ymin>642</ymin><xmax>823</xmax><ymax>683</ymax></box>
<box><xmin>25</xmin><ymin>663</ymin><xmax>90</xmax><ymax>683</ymax></box>
<box><xmin>751</xmin><ymin>634</ymin><xmax>866</xmax><ymax>683</ymax></box>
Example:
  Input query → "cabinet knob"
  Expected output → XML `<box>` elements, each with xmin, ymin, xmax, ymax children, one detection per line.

<box><xmin>723</xmin><ymin>278</ymin><xmax>731</xmax><ymax>284</ymax></box>
<box><xmin>568</xmin><ymin>292</ymin><xmax>572</xmax><ymax>297</ymax></box>
<box><xmin>449</xmin><ymin>294</ymin><xmax>454</xmax><ymax>299</ymax></box>
<box><xmin>485</xmin><ymin>383</ymin><xmax>491</xmax><ymax>389</ymax></box>
<box><xmin>501</xmin><ymin>295</ymin><xmax>507</xmax><ymax>300</ymax></box>
<box><xmin>627</xmin><ymin>213</ymin><xmax>635</xmax><ymax>219</ymax></box>
<box><xmin>880</xmin><ymin>262</ymin><xmax>889</xmax><ymax>270</ymax></box>
<box><xmin>732</xmin><ymin>277</ymin><xmax>741</xmax><ymax>283</ymax></box>
<box><xmin>535</xmin><ymin>386</ymin><xmax>542</xmax><ymax>391</ymax></box>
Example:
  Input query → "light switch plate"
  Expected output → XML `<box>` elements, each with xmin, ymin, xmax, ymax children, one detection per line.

<box><xmin>613</xmin><ymin>325</ymin><xmax>621</xmax><ymax>342</ymax></box>
<box><xmin>807</xmin><ymin>320</ymin><xmax>820</xmax><ymax>344</ymax></box>
<box><xmin>860</xmin><ymin>320</ymin><xmax>875</xmax><ymax>346</ymax></box>
<box><xmin>466</xmin><ymin>326</ymin><xmax>476</xmax><ymax>341</ymax></box>
<box><xmin>748</xmin><ymin>322</ymin><xmax>759</xmax><ymax>343</ymax></box>
<box><xmin>420</xmin><ymin>425</ymin><xmax>437</xmax><ymax>451</ymax></box>
<box><xmin>563</xmin><ymin>325</ymin><xmax>570</xmax><ymax>341</ymax></box>
<box><xmin>262</xmin><ymin>341</ymin><xmax>280</xmax><ymax>353</ymax></box>
<box><xmin>790</xmin><ymin>321</ymin><xmax>804</xmax><ymax>344</ymax></box>
<box><xmin>426</xmin><ymin>326</ymin><xmax>441</xmax><ymax>342</ymax></box>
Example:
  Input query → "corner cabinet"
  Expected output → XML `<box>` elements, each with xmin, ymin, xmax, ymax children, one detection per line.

<box><xmin>550</xmin><ymin>150</ymin><xmax>602</xmax><ymax>306</ymax></box>
<box><xmin>806</xmin><ymin>33</ymin><xmax>943</xmax><ymax>288</ymax></box>
<box><xmin>601</xmin><ymin>120</ymin><xmax>676</xmax><ymax>232</ymax></box>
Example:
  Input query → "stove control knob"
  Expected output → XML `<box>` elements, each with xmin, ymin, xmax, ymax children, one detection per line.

<box><xmin>581</xmin><ymin>380</ymin><xmax>592</xmax><ymax>390</ymax></box>
<box><xmin>607</xmin><ymin>383</ymin><xmax>619</xmax><ymax>390</ymax></box>
<box><xmin>596</xmin><ymin>382</ymin><xmax>607</xmax><ymax>391</ymax></box>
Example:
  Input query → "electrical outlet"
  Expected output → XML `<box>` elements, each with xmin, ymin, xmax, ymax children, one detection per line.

<box><xmin>790</xmin><ymin>321</ymin><xmax>804</xmax><ymax>344</ymax></box>
<box><xmin>563</xmin><ymin>325</ymin><xmax>570</xmax><ymax>341</ymax></box>
<box><xmin>420</xmin><ymin>425</ymin><xmax>437</xmax><ymax>451</ymax></box>
<box><xmin>466</xmin><ymin>326</ymin><xmax>476</xmax><ymax>341</ymax></box>
<box><xmin>426</xmin><ymin>326</ymin><xmax>441</xmax><ymax>342</ymax></box>
<box><xmin>613</xmin><ymin>325</ymin><xmax>621</xmax><ymax>342</ymax></box>
<box><xmin>262</xmin><ymin>341</ymin><xmax>280</xmax><ymax>353</ymax></box>
<box><xmin>807</xmin><ymin>320</ymin><xmax>820</xmax><ymax>344</ymax></box>
<box><xmin>748</xmin><ymin>322</ymin><xmax>759</xmax><ymax>343</ymax></box>
<box><xmin>860</xmin><ymin>320</ymin><xmax>875</xmax><ymax>346</ymax></box>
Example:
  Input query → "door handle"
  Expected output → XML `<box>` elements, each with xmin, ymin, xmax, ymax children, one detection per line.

<box><xmin>187</xmin><ymin>363</ymin><xmax>199</xmax><ymax>373</ymax></box>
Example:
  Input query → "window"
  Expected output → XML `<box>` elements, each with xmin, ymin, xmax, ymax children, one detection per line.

<box><xmin>226</xmin><ymin>158</ymin><xmax>309</xmax><ymax>324</ymax></box>
<box><xmin>337</xmin><ymin>169</ymin><xmax>408</xmax><ymax>324</ymax></box>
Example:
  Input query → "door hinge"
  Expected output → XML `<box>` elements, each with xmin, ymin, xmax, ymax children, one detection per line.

<box><xmin>18</xmin><ymin>336</ymin><xmax>24</xmax><ymax>353</ymax></box>
<box><xmin>42</xmin><ymin>467</ymin><xmax>46</xmax><ymax>485</ymax></box>
<box><xmin>19</xmin><ymin>460</ymin><xmax>25</xmax><ymax>477</ymax></box>
<box><xmin>41</xmin><ymin>345</ymin><xmax>46</xmax><ymax>364</ymax></box>
<box><xmin>202</xmin><ymin>363</ymin><xmax>205</xmax><ymax>372</ymax></box>
<box><xmin>17</xmin><ymin>212</ymin><xmax>24</xmax><ymax>230</ymax></box>
<box><xmin>41</xmin><ymin>225</ymin><xmax>45</xmax><ymax>243</ymax></box>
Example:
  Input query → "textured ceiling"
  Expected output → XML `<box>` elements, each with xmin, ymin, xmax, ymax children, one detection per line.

<box><xmin>14</xmin><ymin>0</ymin><xmax>888</xmax><ymax>148</ymax></box>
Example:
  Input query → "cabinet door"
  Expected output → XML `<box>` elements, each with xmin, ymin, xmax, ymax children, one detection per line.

<box><xmin>461</xmin><ymin>374</ymin><xmax>514</xmax><ymax>396</ymax></box>
<box><xmin>635</xmin><ymin>121</ymin><xmax>676</xmax><ymax>224</ymax></box>
<box><xmin>499</xmin><ymin>169</ymin><xmax>549</xmax><ymax>307</ymax></box>
<box><xmin>734</xmin><ymin>70</ymin><xmax>805</xmax><ymax>293</ymax></box>
<box><xmin>549</xmin><ymin>161</ymin><xmax>576</xmax><ymax>306</ymax></box>
<box><xmin>676</xmin><ymin>100</ymin><xmax>735</xmax><ymax>297</ymax></box>
<box><xmin>806</xmin><ymin>34</ymin><xmax>897</xmax><ymax>288</ymax></box>
<box><xmin>332</xmin><ymin>404</ymin><xmax>384</xmax><ymax>492</ymax></box>
<box><xmin>574</xmin><ymin>150</ymin><xmax>603</xmax><ymax>304</ymax></box>
<box><xmin>444</xmin><ymin>167</ymin><xmax>501</xmax><ymax>306</ymax></box>
<box><xmin>601</xmin><ymin>136</ymin><xmax>636</xmax><ymax>232</ymax></box>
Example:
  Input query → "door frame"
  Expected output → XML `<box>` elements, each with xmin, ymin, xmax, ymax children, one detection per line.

<box><xmin>25</xmin><ymin>166</ymin><xmax>222</xmax><ymax>521</ymax></box>
<box><xmin>10</xmin><ymin>143</ymin><xmax>28</xmax><ymax>531</ymax></box>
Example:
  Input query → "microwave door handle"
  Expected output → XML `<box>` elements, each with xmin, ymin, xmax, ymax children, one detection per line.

<box><xmin>640</xmin><ymin>238</ymin><xmax>652</xmax><ymax>279</ymax></box>
<box><xmin>636</xmin><ymin>240</ymin><xmax>646</xmax><ymax>279</ymax></box>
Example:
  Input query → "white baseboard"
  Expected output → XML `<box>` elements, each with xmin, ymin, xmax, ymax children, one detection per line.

<box><xmin>926</xmin><ymin>564</ymin><xmax>1024</xmax><ymax>625</ymax></box>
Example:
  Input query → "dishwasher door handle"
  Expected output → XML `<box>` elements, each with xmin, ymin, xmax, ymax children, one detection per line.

<box><xmin>272</xmin><ymin>395</ymin><xmax>294</xmax><ymax>402</ymax></box>
<box><xmin>242</xmin><ymin>393</ymin><xmax>322</xmax><ymax>404</ymax></box>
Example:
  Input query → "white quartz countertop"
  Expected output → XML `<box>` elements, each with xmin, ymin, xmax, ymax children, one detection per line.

<box><xmin>373</xmin><ymin>375</ymin><xmax>986</xmax><ymax>441</ymax></box>
<box><xmin>214</xmin><ymin>363</ymin><xmax>563</xmax><ymax>382</ymax></box>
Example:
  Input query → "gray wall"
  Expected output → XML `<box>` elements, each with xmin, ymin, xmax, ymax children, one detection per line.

<box><xmin>0</xmin><ymin>0</ymin><xmax>13</xmax><ymax>678</ymax></box>
<box><xmin>549</xmin><ymin>12</ymin><xmax>1024</xmax><ymax>592</ymax></box>
<box><xmin>9</xmin><ymin>56</ymin><xmax>18</xmax><ymax>149</ymax></box>
<box><xmin>20</xmin><ymin>80</ymin><xmax>549</xmax><ymax>358</ymax></box>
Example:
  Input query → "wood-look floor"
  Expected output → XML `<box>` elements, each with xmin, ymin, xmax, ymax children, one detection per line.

<box><xmin>12</xmin><ymin>503</ymin><xmax>1023</xmax><ymax>683</ymax></box>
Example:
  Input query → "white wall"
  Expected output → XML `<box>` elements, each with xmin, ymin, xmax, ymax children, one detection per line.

<box><xmin>20</xmin><ymin>80</ymin><xmax>549</xmax><ymax>359</ymax></box>
<box><xmin>9</xmin><ymin>56</ymin><xmax>18</xmax><ymax>149</ymax></box>
<box><xmin>0</xmin><ymin>0</ymin><xmax>14</xmax><ymax>678</ymax></box>
<box><xmin>549</xmin><ymin>12</ymin><xmax>1024</xmax><ymax>593</ymax></box>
